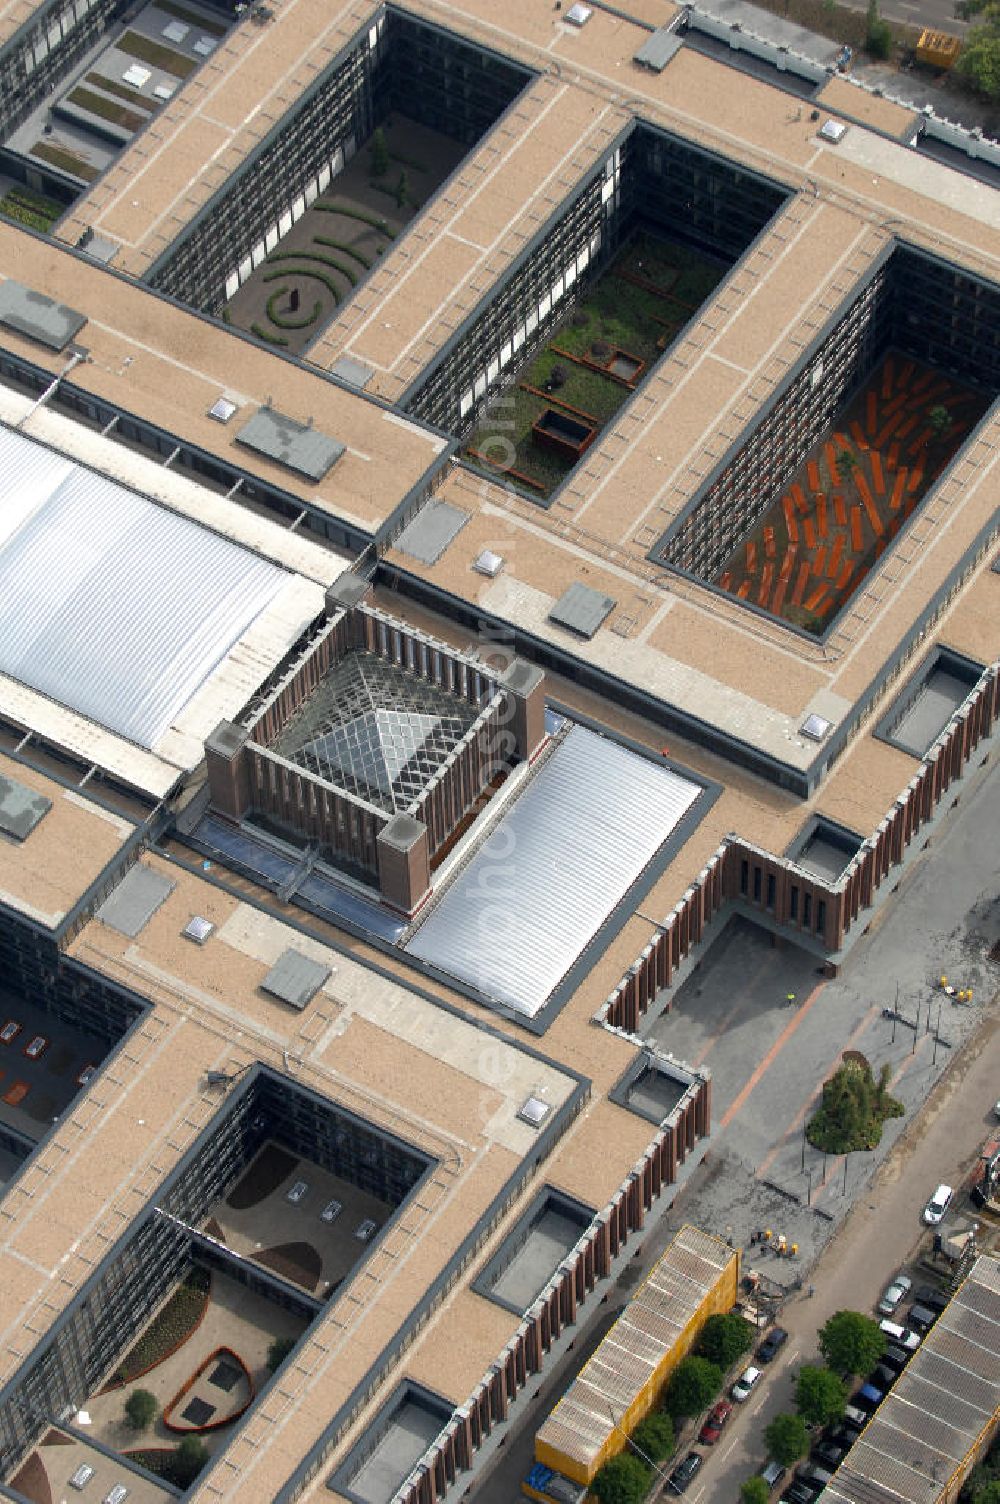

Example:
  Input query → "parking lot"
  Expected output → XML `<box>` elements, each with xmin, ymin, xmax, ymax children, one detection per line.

<box><xmin>0</xmin><ymin>989</ymin><xmax>108</xmax><ymax>1147</ymax></box>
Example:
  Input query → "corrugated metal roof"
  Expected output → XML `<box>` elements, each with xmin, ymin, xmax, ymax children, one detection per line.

<box><xmin>535</xmin><ymin>1227</ymin><xmax>735</xmax><ymax>1473</ymax></box>
<box><xmin>0</xmin><ymin>426</ymin><xmax>285</xmax><ymax>750</ymax></box>
<box><xmin>825</xmin><ymin>1255</ymin><xmax>1000</xmax><ymax>1504</ymax></box>
<box><xmin>405</xmin><ymin>725</ymin><xmax>701</xmax><ymax>1017</ymax></box>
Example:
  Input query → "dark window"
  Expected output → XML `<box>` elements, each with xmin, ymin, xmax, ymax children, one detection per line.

<box><xmin>752</xmin><ymin>866</ymin><xmax>762</xmax><ymax>902</ymax></box>
<box><xmin>766</xmin><ymin>873</ymin><xmax>776</xmax><ymax>910</ymax></box>
<box><xmin>803</xmin><ymin>892</ymin><xmax>812</xmax><ymax>927</ymax></box>
<box><xmin>740</xmin><ymin>859</ymin><xmax>749</xmax><ymax>895</ymax></box>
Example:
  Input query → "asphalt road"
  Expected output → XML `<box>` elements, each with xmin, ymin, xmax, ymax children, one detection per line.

<box><xmin>469</xmin><ymin>745</ymin><xmax>999</xmax><ymax>1504</ymax></box>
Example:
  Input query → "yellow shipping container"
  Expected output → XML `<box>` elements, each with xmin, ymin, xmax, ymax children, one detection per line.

<box><xmin>534</xmin><ymin>1226</ymin><xmax>740</xmax><ymax>1487</ymax></box>
<box><xmin>915</xmin><ymin>29</ymin><xmax>961</xmax><ymax>69</ymax></box>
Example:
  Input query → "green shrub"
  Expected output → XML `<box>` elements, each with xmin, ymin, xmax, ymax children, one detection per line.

<box><xmin>664</xmin><ymin>1355</ymin><xmax>722</xmax><ymax>1418</ymax></box>
<box><xmin>173</xmin><ymin>1437</ymin><xmax>209</xmax><ymax>1487</ymax></box>
<box><xmin>807</xmin><ymin>1059</ymin><xmax>903</xmax><ymax>1153</ymax></box>
<box><xmin>251</xmin><ymin>320</ymin><xmax>289</xmax><ymax>345</ymax></box>
<box><xmin>764</xmin><ymin>1412</ymin><xmax>809</xmax><ymax>1466</ymax></box>
<box><xmin>267</xmin><ymin>1335</ymin><xmax>297</xmax><ymax>1371</ymax></box>
<box><xmin>29</xmin><ymin>142</ymin><xmax>99</xmax><ymax>182</ymax></box>
<box><xmin>795</xmin><ymin>1364</ymin><xmax>847</xmax><ymax>1427</ymax></box>
<box><xmin>67</xmin><ymin>86</ymin><xmax>146</xmax><ymax>132</ymax></box>
<box><xmin>592</xmin><ymin>1452</ymin><xmax>651</xmax><ymax>1504</ymax></box>
<box><xmin>117</xmin><ymin>30</ymin><xmax>197</xmax><ymax>78</ymax></box>
<box><xmin>124</xmin><ymin>1388</ymin><xmax>157</xmax><ymax>1431</ymax></box>
<box><xmin>0</xmin><ymin>188</ymin><xmax>62</xmax><ymax>231</ymax></box>
<box><xmin>313</xmin><ymin>235</ymin><xmax>371</xmax><ymax>268</ymax></box>
<box><xmin>266</xmin><ymin>248</ymin><xmax>357</xmax><ymax>284</ymax></box>
<box><xmin>819</xmin><ymin>1311</ymin><xmax>885</xmax><ymax>1378</ymax></box>
<box><xmin>370</xmin><ymin>126</ymin><xmax>389</xmax><ymax>177</ymax></box>
<box><xmin>742</xmin><ymin>1479</ymin><xmax>770</xmax><ymax>1504</ymax></box>
<box><xmin>696</xmin><ymin>1312</ymin><xmax>755</xmax><ymax>1369</ymax></box>
<box><xmin>156</xmin><ymin>0</ymin><xmax>227</xmax><ymax>35</ymax></box>
<box><xmin>261</xmin><ymin>266</ymin><xmax>341</xmax><ymax>302</ymax></box>
<box><xmin>630</xmin><ymin>1410</ymin><xmax>675</xmax><ymax>1464</ymax></box>
<box><xmin>315</xmin><ymin>201</ymin><xmax>396</xmax><ymax>236</ymax></box>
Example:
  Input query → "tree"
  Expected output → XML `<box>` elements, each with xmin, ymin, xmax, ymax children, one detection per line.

<box><xmin>795</xmin><ymin>1364</ymin><xmax>847</xmax><ymax>1427</ymax></box>
<box><xmin>973</xmin><ymin>1482</ymin><xmax>1000</xmax><ymax>1504</ymax></box>
<box><xmin>807</xmin><ymin>1059</ymin><xmax>903</xmax><ymax>1154</ymax></box>
<box><xmin>370</xmin><ymin>127</ymin><xmax>389</xmax><ymax>177</ymax></box>
<box><xmin>928</xmin><ymin>405</ymin><xmax>952</xmax><ymax>441</ymax></box>
<box><xmin>865</xmin><ymin>0</ymin><xmax>892</xmax><ymax>56</ymax></box>
<box><xmin>395</xmin><ymin>169</ymin><xmax>409</xmax><ymax>208</ymax></box>
<box><xmin>819</xmin><ymin>1310</ymin><xmax>886</xmax><ymax>1378</ymax></box>
<box><xmin>267</xmin><ymin>1335</ymin><xmax>297</xmax><ymax>1371</ymax></box>
<box><xmin>765</xmin><ymin>1412</ymin><xmax>810</xmax><ymax>1467</ymax></box>
<box><xmin>591</xmin><ymin>1452</ymin><xmax>651</xmax><ymax>1504</ymax></box>
<box><xmin>630</xmin><ymin>1410</ymin><xmax>675</xmax><ymax>1465</ymax></box>
<box><xmin>663</xmin><ymin>1355</ymin><xmax>723</xmax><ymax>1418</ymax></box>
<box><xmin>955</xmin><ymin>6</ymin><xmax>1000</xmax><ymax>102</ymax></box>
<box><xmin>173</xmin><ymin>1437</ymin><xmax>209</xmax><ymax>1488</ymax></box>
<box><xmin>124</xmin><ymin>1388</ymin><xmax>157</xmax><ymax>1431</ymax></box>
<box><xmin>697</xmin><ymin>1312</ymin><xmax>755</xmax><ymax>1369</ymax></box>
<box><xmin>741</xmin><ymin>1479</ymin><xmax>770</xmax><ymax>1504</ymax></box>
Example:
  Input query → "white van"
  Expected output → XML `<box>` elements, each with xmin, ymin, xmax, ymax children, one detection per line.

<box><xmin>923</xmin><ymin>1183</ymin><xmax>953</xmax><ymax>1224</ymax></box>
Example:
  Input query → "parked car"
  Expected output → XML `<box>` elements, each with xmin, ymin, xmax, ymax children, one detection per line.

<box><xmin>0</xmin><ymin>1020</ymin><xmax>21</xmax><ymax>1045</ymax></box>
<box><xmin>854</xmin><ymin>1381</ymin><xmax>884</xmax><ymax>1411</ymax></box>
<box><xmin>911</xmin><ymin>1285</ymin><xmax>949</xmax><ymax>1315</ymax></box>
<box><xmin>23</xmin><ymin>1034</ymin><xmax>48</xmax><ymax>1060</ymax></box>
<box><xmin>923</xmin><ymin>1183</ymin><xmax>953</xmax><ymax>1224</ymax></box>
<box><xmin>826</xmin><ymin>1423</ymin><xmax>861</xmax><ymax>1449</ymax></box>
<box><xmin>843</xmin><ymin>1404</ymin><xmax>868</xmax><ymax>1429</ymax></box>
<box><xmin>879</xmin><ymin>1319</ymin><xmax>920</xmax><ymax>1350</ymax></box>
<box><xmin>286</xmin><ymin>1180</ymin><xmax>309</xmax><ymax>1203</ymax></box>
<box><xmin>758</xmin><ymin>1325</ymin><xmax>789</xmax><ymax>1363</ymax></box>
<box><xmin>666</xmin><ymin>1452</ymin><xmax>703</xmax><ymax>1494</ymax></box>
<box><xmin>781</xmin><ymin>1484</ymin><xmax>821</xmax><ymax>1504</ymax></box>
<box><xmin>698</xmin><ymin>1399</ymin><xmax>732</xmax><ymax>1444</ymax></box>
<box><xmin>869</xmin><ymin>1364</ymin><xmax>897</xmax><ymax>1393</ymax></box>
<box><xmin>796</xmin><ymin>1463</ymin><xmax>834</xmax><ymax>1491</ymax></box>
<box><xmin>320</xmin><ymin>1198</ymin><xmax>342</xmax><ymax>1224</ymax></box>
<box><xmin>355</xmin><ymin>1218</ymin><xmax>378</xmax><ymax>1241</ymax></box>
<box><xmin>877</xmin><ymin>1272</ymin><xmax>912</xmax><ymax>1316</ymax></box>
<box><xmin>812</xmin><ymin>1441</ymin><xmax>846</xmax><ymax>1470</ymax></box>
<box><xmin>907</xmin><ymin>1303</ymin><xmax>939</xmax><ymax>1334</ymax></box>
<box><xmin>731</xmin><ymin>1365</ymin><xmax>762</xmax><ymax>1402</ymax></box>
<box><xmin>760</xmin><ymin>1460</ymin><xmax>786</xmax><ymax>1491</ymax></box>
<box><xmin>882</xmin><ymin>1343</ymin><xmax>911</xmax><ymax>1373</ymax></box>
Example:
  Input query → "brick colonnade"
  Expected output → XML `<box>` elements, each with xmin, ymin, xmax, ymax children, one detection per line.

<box><xmin>391</xmin><ymin>1077</ymin><xmax>711</xmax><ymax>1504</ymax></box>
<box><xmin>601</xmin><ymin>663</ymin><xmax>999</xmax><ymax>1030</ymax></box>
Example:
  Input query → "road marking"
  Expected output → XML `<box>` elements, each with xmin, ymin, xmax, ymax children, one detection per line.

<box><xmin>718</xmin><ymin>978</ymin><xmax>828</xmax><ymax>1130</ymax></box>
<box><xmin>720</xmin><ymin>1438</ymin><xmax>740</xmax><ymax>1461</ymax></box>
<box><xmin>787</xmin><ymin>1348</ymin><xmax>800</xmax><ymax>1364</ymax></box>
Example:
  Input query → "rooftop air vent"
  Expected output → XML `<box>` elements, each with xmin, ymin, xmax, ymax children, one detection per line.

<box><xmin>818</xmin><ymin>119</ymin><xmax>848</xmax><ymax>144</ymax></box>
<box><xmin>473</xmin><ymin>549</ymin><xmax>504</xmax><ymax>578</ymax></box>
<box><xmin>517</xmin><ymin>1095</ymin><xmax>552</xmax><ymax>1128</ymax></box>
<box><xmin>800</xmin><ymin>713</ymin><xmax>833</xmax><ymax>741</ymax></box>
<box><xmin>565</xmin><ymin>2</ymin><xmax>593</xmax><ymax>23</ymax></box>
<box><xmin>208</xmin><ymin>396</ymin><xmax>238</xmax><ymax>423</ymax></box>
<box><xmin>182</xmin><ymin>915</ymin><xmax>215</xmax><ymax>945</ymax></box>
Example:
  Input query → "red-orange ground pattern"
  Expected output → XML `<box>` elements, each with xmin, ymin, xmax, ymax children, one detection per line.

<box><xmin>716</xmin><ymin>353</ymin><xmax>988</xmax><ymax>633</ymax></box>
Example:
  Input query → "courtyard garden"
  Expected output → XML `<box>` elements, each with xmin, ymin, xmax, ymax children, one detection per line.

<box><xmin>716</xmin><ymin>353</ymin><xmax>989</xmax><ymax>633</ymax></box>
<box><xmin>462</xmin><ymin>233</ymin><xmax>727</xmax><ymax>500</ymax></box>
<box><xmin>223</xmin><ymin>116</ymin><xmax>464</xmax><ymax>353</ymax></box>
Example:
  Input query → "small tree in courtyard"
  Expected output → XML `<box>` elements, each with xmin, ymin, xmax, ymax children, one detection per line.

<box><xmin>267</xmin><ymin>1335</ymin><xmax>297</xmax><ymax>1372</ymax></box>
<box><xmin>663</xmin><ymin>1355</ymin><xmax>722</xmax><ymax>1418</ymax></box>
<box><xmin>370</xmin><ymin>127</ymin><xmax>389</xmax><ymax>177</ymax></box>
<box><xmin>591</xmin><ymin>1452</ymin><xmax>651</xmax><ymax>1504</ymax></box>
<box><xmin>819</xmin><ymin>1310</ymin><xmax>885</xmax><ymax>1378</ymax></box>
<box><xmin>173</xmin><ymin>1437</ymin><xmax>209</xmax><ymax>1488</ymax></box>
<box><xmin>928</xmin><ymin>405</ymin><xmax>952</xmax><ymax>442</ymax></box>
<box><xmin>865</xmin><ymin>0</ymin><xmax>892</xmax><ymax>57</ymax></box>
<box><xmin>697</xmin><ymin>1312</ymin><xmax>755</xmax><ymax>1369</ymax></box>
<box><xmin>395</xmin><ymin>169</ymin><xmax>409</xmax><ymax>208</ymax></box>
<box><xmin>124</xmin><ymin>1388</ymin><xmax>157</xmax><ymax>1432</ymax></box>
<box><xmin>795</xmin><ymin>1364</ymin><xmax>848</xmax><ymax>1427</ymax></box>
<box><xmin>765</xmin><ymin>1412</ymin><xmax>810</xmax><ymax>1467</ymax></box>
<box><xmin>973</xmin><ymin>1482</ymin><xmax>1000</xmax><ymax>1504</ymax></box>
<box><xmin>741</xmin><ymin>1478</ymin><xmax>770</xmax><ymax>1504</ymax></box>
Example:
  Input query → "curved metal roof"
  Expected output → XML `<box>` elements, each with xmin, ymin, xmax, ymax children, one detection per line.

<box><xmin>0</xmin><ymin>426</ymin><xmax>284</xmax><ymax>750</ymax></box>
<box><xmin>405</xmin><ymin>724</ymin><xmax>701</xmax><ymax>1018</ymax></box>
